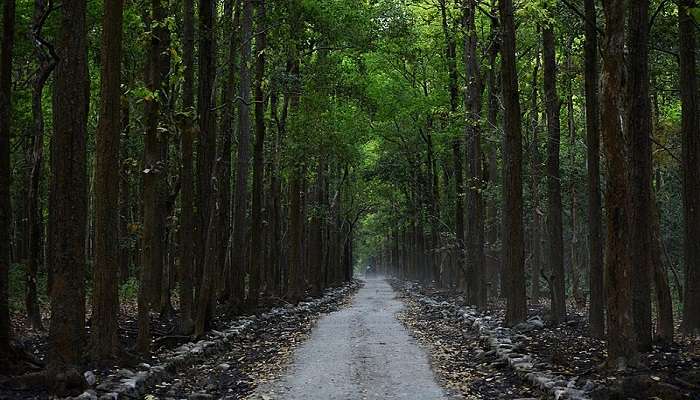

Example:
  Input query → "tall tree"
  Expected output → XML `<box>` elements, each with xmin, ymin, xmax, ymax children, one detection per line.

<box><xmin>438</xmin><ymin>0</ymin><xmax>463</xmax><ymax>290</ymax></box>
<box><xmin>627</xmin><ymin>0</ymin><xmax>653</xmax><ymax>350</ymax></box>
<box><xmin>250</xmin><ymin>0</ymin><xmax>267</xmax><ymax>305</ymax></box>
<box><xmin>584</xmin><ymin>0</ymin><xmax>604</xmax><ymax>339</ymax></box>
<box><xmin>600</xmin><ymin>0</ymin><xmax>638</xmax><ymax>368</ymax></box>
<box><xmin>0</xmin><ymin>0</ymin><xmax>16</xmax><ymax>358</ymax></box>
<box><xmin>679</xmin><ymin>0</ymin><xmax>700</xmax><ymax>336</ymax></box>
<box><xmin>137</xmin><ymin>0</ymin><xmax>169</xmax><ymax>353</ymax></box>
<box><xmin>178</xmin><ymin>0</ymin><xmax>195</xmax><ymax>334</ymax></box>
<box><xmin>231</xmin><ymin>0</ymin><xmax>254</xmax><ymax>306</ymax></box>
<box><xmin>196</xmin><ymin>0</ymin><xmax>217</xmax><ymax>295</ymax></box>
<box><xmin>463</xmin><ymin>0</ymin><xmax>485</xmax><ymax>307</ymax></box>
<box><xmin>499</xmin><ymin>0</ymin><xmax>526</xmax><ymax>325</ymax></box>
<box><xmin>48</xmin><ymin>0</ymin><xmax>89</xmax><ymax>372</ymax></box>
<box><xmin>26</xmin><ymin>0</ymin><xmax>56</xmax><ymax>332</ymax></box>
<box><xmin>542</xmin><ymin>25</ymin><xmax>565</xmax><ymax>324</ymax></box>
<box><xmin>92</xmin><ymin>0</ymin><xmax>124</xmax><ymax>363</ymax></box>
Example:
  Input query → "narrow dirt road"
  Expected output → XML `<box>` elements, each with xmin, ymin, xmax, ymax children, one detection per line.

<box><xmin>254</xmin><ymin>277</ymin><xmax>448</xmax><ymax>400</ymax></box>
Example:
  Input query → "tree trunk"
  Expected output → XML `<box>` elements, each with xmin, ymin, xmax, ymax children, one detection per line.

<box><xmin>195</xmin><ymin>0</ymin><xmax>217</xmax><ymax>295</ymax></box>
<box><xmin>679</xmin><ymin>0</ymin><xmax>700</xmax><ymax>337</ymax></box>
<box><xmin>486</xmin><ymin>14</ymin><xmax>501</xmax><ymax>299</ymax></box>
<box><xmin>499</xmin><ymin>0</ymin><xmax>526</xmax><ymax>325</ymax></box>
<box><xmin>600</xmin><ymin>0</ymin><xmax>638</xmax><ymax>368</ymax></box>
<box><xmin>92</xmin><ymin>0</ymin><xmax>124</xmax><ymax>364</ymax></box>
<box><xmin>627</xmin><ymin>0</ymin><xmax>653</xmax><ymax>350</ymax></box>
<box><xmin>529</xmin><ymin>48</ymin><xmax>542</xmax><ymax>302</ymax></box>
<box><xmin>137</xmin><ymin>0</ymin><xmax>169</xmax><ymax>354</ymax></box>
<box><xmin>651</xmin><ymin>190</ymin><xmax>674</xmax><ymax>343</ymax></box>
<box><xmin>217</xmin><ymin>0</ymin><xmax>237</xmax><ymax>304</ymax></box>
<box><xmin>249</xmin><ymin>0</ymin><xmax>267</xmax><ymax>306</ymax></box>
<box><xmin>584</xmin><ymin>0</ymin><xmax>604</xmax><ymax>339</ymax></box>
<box><xmin>48</xmin><ymin>0</ymin><xmax>89</xmax><ymax>371</ymax></box>
<box><xmin>178</xmin><ymin>0</ymin><xmax>195</xmax><ymax>334</ymax></box>
<box><xmin>543</xmin><ymin>26</ymin><xmax>565</xmax><ymax>324</ymax></box>
<box><xmin>463</xmin><ymin>0</ymin><xmax>485</xmax><ymax>308</ymax></box>
<box><xmin>26</xmin><ymin>0</ymin><xmax>55</xmax><ymax>332</ymax></box>
<box><xmin>0</xmin><ymin>0</ymin><xmax>16</xmax><ymax>356</ymax></box>
<box><xmin>230</xmin><ymin>0</ymin><xmax>253</xmax><ymax>307</ymax></box>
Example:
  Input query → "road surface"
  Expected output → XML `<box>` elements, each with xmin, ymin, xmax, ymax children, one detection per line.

<box><xmin>253</xmin><ymin>277</ymin><xmax>448</xmax><ymax>400</ymax></box>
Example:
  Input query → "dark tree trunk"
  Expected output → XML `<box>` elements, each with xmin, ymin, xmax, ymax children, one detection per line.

<box><xmin>48</xmin><ymin>0</ymin><xmax>89</xmax><ymax>371</ymax></box>
<box><xmin>627</xmin><ymin>0</ymin><xmax>653</xmax><ymax>350</ymax></box>
<box><xmin>679</xmin><ymin>0</ymin><xmax>700</xmax><ymax>336</ymax></box>
<box><xmin>600</xmin><ymin>0</ymin><xmax>638</xmax><ymax>368</ymax></box>
<box><xmin>230</xmin><ymin>0</ymin><xmax>253</xmax><ymax>307</ymax></box>
<box><xmin>543</xmin><ymin>26</ymin><xmax>565</xmax><ymax>324</ymax></box>
<box><xmin>584</xmin><ymin>0</ymin><xmax>604</xmax><ymax>339</ymax></box>
<box><xmin>26</xmin><ymin>0</ymin><xmax>55</xmax><ymax>332</ymax></box>
<box><xmin>196</xmin><ymin>0</ymin><xmax>217</xmax><ymax>294</ymax></box>
<box><xmin>92</xmin><ymin>0</ymin><xmax>124</xmax><ymax>364</ymax></box>
<box><xmin>137</xmin><ymin>0</ymin><xmax>169</xmax><ymax>354</ymax></box>
<box><xmin>463</xmin><ymin>0</ymin><xmax>485</xmax><ymax>308</ymax></box>
<box><xmin>178</xmin><ymin>0</ymin><xmax>195</xmax><ymax>334</ymax></box>
<box><xmin>0</xmin><ymin>0</ymin><xmax>16</xmax><ymax>356</ymax></box>
<box><xmin>499</xmin><ymin>0</ymin><xmax>526</xmax><ymax>325</ymax></box>
<box><xmin>217</xmin><ymin>0</ymin><xmax>239</xmax><ymax>303</ymax></box>
<box><xmin>119</xmin><ymin>98</ymin><xmax>131</xmax><ymax>284</ymax></box>
<box><xmin>486</xmin><ymin>14</ymin><xmax>501</xmax><ymax>299</ymax></box>
<box><xmin>529</xmin><ymin>49</ymin><xmax>542</xmax><ymax>302</ymax></box>
<box><xmin>249</xmin><ymin>0</ymin><xmax>267</xmax><ymax>306</ymax></box>
<box><xmin>651</xmin><ymin>191</ymin><xmax>674</xmax><ymax>343</ymax></box>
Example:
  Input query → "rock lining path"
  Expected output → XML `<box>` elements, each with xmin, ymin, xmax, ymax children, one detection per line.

<box><xmin>254</xmin><ymin>277</ymin><xmax>448</xmax><ymax>400</ymax></box>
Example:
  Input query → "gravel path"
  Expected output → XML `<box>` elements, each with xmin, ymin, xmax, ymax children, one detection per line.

<box><xmin>253</xmin><ymin>277</ymin><xmax>448</xmax><ymax>400</ymax></box>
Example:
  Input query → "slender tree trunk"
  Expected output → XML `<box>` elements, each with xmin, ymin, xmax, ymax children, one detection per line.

<box><xmin>0</xmin><ymin>0</ymin><xmax>16</xmax><ymax>356</ymax></box>
<box><xmin>26</xmin><ymin>0</ymin><xmax>55</xmax><ymax>332</ymax></box>
<box><xmin>584</xmin><ymin>0</ymin><xmax>605</xmax><ymax>339</ymax></box>
<box><xmin>48</xmin><ymin>0</ymin><xmax>89</xmax><ymax>372</ymax></box>
<box><xmin>651</xmin><ymin>190</ymin><xmax>674</xmax><ymax>343</ymax></box>
<box><xmin>137</xmin><ymin>0</ymin><xmax>168</xmax><ymax>353</ymax></box>
<box><xmin>499</xmin><ymin>0</ymin><xmax>526</xmax><ymax>325</ymax></box>
<box><xmin>463</xmin><ymin>0</ymin><xmax>485</xmax><ymax>307</ymax></box>
<box><xmin>249</xmin><ymin>0</ymin><xmax>267</xmax><ymax>306</ymax></box>
<box><xmin>529</xmin><ymin>49</ymin><xmax>542</xmax><ymax>302</ymax></box>
<box><xmin>543</xmin><ymin>26</ymin><xmax>565</xmax><ymax>324</ymax></box>
<box><xmin>178</xmin><ymin>0</ymin><xmax>195</xmax><ymax>334</ymax></box>
<box><xmin>485</xmin><ymin>13</ymin><xmax>501</xmax><ymax>299</ymax></box>
<box><xmin>195</xmin><ymin>0</ymin><xmax>217</xmax><ymax>294</ymax></box>
<box><xmin>217</xmin><ymin>0</ymin><xmax>237</xmax><ymax>304</ymax></box>
<box><xmin>627</xmin><ymin>0</ymin><xmax>653</xmax><ymax>350</ymax></box>
<box><xmin>230</xmin><ymin>0</ymin><xmax>253</xmax><ymax>307</ymax></box>
<box><xmin>119</xmin><ymin>98</ymin><xmax>131</xmax><ymax>283</ymax></box>
<box><xmin>92</xmin><ymin>0</ymin><xmax>124</xmax><ymax>364</ymax></box>
<box><xmin>600</xmin><ymin>0</ymin><xmax>638</xmax><ymax>368</ymax></box>
<box><xmin>679</xmin><ymin>0</ymin><xmax>700</xmax><ymax>337</ymax></box>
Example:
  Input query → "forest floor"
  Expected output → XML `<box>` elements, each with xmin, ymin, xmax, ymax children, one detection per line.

<box><xmin>391</xmin><ymin>279</ymin><xmax>700</xmax><ymax>400</ymax></box>
<box><xmin>0</xmin><ymin>282</ymin><xmax>360</xmax><ymax>399</ymax></box>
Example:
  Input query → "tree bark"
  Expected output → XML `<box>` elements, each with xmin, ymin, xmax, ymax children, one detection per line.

<box><xmin>137</xmin><ymin>0</ymin><xmax>169</xmax><ymax>353</ymax></box>
<box><xmin>0</xmin><ymin>0</ymin><xmax>16</xmax><ymax>356</ymax></box>
<box><xmin>529</xmin><ymin>49</ymin><xmax>542</xmax><ymax>302</ymax></box>
<box><xmin>463</xmin><ymin>0</ymin><xmax>485</xmax><ymax>308</ymax></box>
<box><xmin>679</xmin><ymin>0</ymin><xmax>700</xmax><ymax>336</ymax></box>
<box><xmin>249</xmin><ymin>0</ymin><xmax>267</xmax><ymax>306</ymax></box>
<box><xmin>600</xmin><ymin>0</ymin><xmax>638</xmax><ymax>368</ymax></box>
<box><xmin>178</xmin><ymin>0</ymin><xmax>196</xmax><ymax>334</ymax></box>
<box><xmin>92</xmin><ymin>0</ymin><xmax>124</xmax><ymax>364</ymax></box>
<box><xmin>195</xmin><ymin>0</ymin><xmax>217</xmax><ymax>294</ymax></box>
<box><xmin>230</xmin><ymin>0</ymin><xmax>254</xmax><ymax>307</ymax></box>
<box><xmin>543</xmin><ymin>26</ymin><xmax>565</xmax><ymax>324</ymax></box>
<box><xmin>584</xmin><ymin>0</ymin><xmax>605</xmax><ymax>339</ymax></box>
<box><xmin>499</xmin><ymin>0</ymin><xmax>527</xmax><ymax>325</ymax></box>
<box><xmin>627</xmin><ymin>0</ymin><xmax>653</xmax><ymax>350</ymax></box>
<box><xmin>48</xmin><ymin>0</ymin><xmax>89</xmax><ymax>371</ymax></box>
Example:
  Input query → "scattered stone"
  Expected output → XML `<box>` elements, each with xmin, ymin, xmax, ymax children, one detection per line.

<box><xmin>84</xmin><ymin>371</ymin><xmax>96</xmax><ymax>386</ymax></box>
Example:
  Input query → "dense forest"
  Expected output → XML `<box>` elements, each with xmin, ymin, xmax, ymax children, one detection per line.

<box><xmin>0</xmin><ymin>0</ymin><xmax>699</xmax><ymax>397</ymax></box>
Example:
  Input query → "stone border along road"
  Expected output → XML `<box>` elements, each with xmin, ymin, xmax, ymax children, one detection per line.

<box><xmin>401</xmin><ymin>281</ymin><xmax>597</xmax><ymax>400</ymax></box>
<box><xmin>70</xmin><ymin>282</ymin><xmax>359</xmax><ymax>400</ymax></box>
